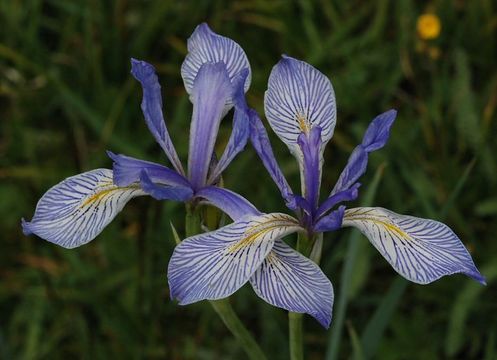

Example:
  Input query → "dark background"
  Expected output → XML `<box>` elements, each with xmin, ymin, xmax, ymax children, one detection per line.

<box><xmin>1</xmin><ymin>0</ymin><xmax>496</xmax><ymax>359</ymax></box>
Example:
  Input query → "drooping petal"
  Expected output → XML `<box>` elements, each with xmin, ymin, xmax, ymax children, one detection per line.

<box><xmin>297</xmin><ymin>126</ymin><xmax>322</xmax><ymax>208</ymax></box>
<box><xmin>207</xmin><ymin>69</ymin><xmax>250</xmax><ymax>183</ymax></box>
<box><xmin>342</xmin><ymin>207</ymin><xmax>486</xmax><ymax>285</ymax></box>
<box><xmin>250</xmin><ymin>240</ymin><xmax>333</xmax><ymax>328</ymax></box>
<box><xmin>195</xmin><ymin>186</ymin><xmax>261</xmax><ymax>221</ymax></box>
<box><xmin>314</xmin><ymin>206</ymin><xmax>345</xmax><ymax>232</ymax></box>
<box><xmin>107</xmin><ymin>151</ymin><xmax>191</xmax><ymax>188</ymax></box>
<box><xmin>181</xmin><ymin>23</ymin><xmax>251</xmax><ymax>102</ymax></box>
<box><xmin>130</xmin><ymin>59</ymin><xmax>184</xmax><ymax>175</ymax></box>
<box><xmin>331</xmin><ymin>110</ymin><xmax>396</xmax><ymax>195</ymax></box>
<box><xmin>188</xmin><ymin>62</ymin><xmax>232</xmax><ymax>189</ymax></box>
<box><xmin>249</xmin><ymin>110</ymin><xmax>296</xmax><ymax>210</ymax></box>
<box><xmin>139</xmin><ymin>171</ymin><xmax>193</xmax><ymax>201</ymax></box>
<box><xmin>22</xmin><ymin>169</ymin><xmax>145</xmax><ymax>249</ymax></box>
<box><xmin>316</xmin><ymin>183</ymin><xmax>360</xmax><ymax>218</ymax></box>
<box><xmin>264</xmin><ymin>55</ymin><xmax>336</xmax><ymax>158</ymax></box>
<box><xmin>168</xmin><ymin>213</ymin><xmax>302</xmax><ymax>304</ymax></box>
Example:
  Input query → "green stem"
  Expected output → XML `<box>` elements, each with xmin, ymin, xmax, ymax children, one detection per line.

<box><xmin>211</xmin><ymin>299</ymin><xmax>268</xmax><ymax>360</ymax></box>
<box><xmin>184</xmin><ymin>203</ymin><xmax>267</xmax><ymax>360</ymax></box>
<box><xmin>289</xmin><ymin>232</ymin><xmax>312</xmax><ymax>360</ymax></box>
<box><xmin>289</xmin><ymin>312</ymin><xmax>304</xmax><ymax>360</ymax></box>
<box><xmin>185</xmin><ymin>203</ymin><xmax>201</xmax><ymax>237</ymax></box>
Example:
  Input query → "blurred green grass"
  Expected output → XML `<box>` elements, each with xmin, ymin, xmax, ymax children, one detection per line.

<box><xmin>1</xmin><ymin>0</ymin><xmax>496</xmax><ymax>359</ymax></box>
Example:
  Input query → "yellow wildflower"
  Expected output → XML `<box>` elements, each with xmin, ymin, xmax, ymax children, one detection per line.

<box><xmin>417</xmin><ymin>13</ymin><xmax>441</xmax><ymax>40</ymax></box>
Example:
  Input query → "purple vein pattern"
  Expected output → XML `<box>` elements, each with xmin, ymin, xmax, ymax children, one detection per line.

<box><xmin>22</xmin><ymin>169</ymin><xmax>145</xmax><ymax>249</ymax></box>
<box><xmin>250</xmin><ymin>240</ymin><xmax>333</xmax><ymax>327</ymax></box>
<box><xmin>342</xmin><ymin>207</ymin><xmax>485</xmax><ymax>284</ymax></box>
<box><xmin>168</xmin><ymin>213</ymin><xmax>302</xmax><ymax>305</ymax></box>
<box><xmin>181</xmin><ymin>23</ymin><xmax>251</xmax><ymax>108</ymax></box>
<box><xmin>264</xmin><ymin>55</ymin><xmax>336</xmax><ymax>155</ymax></box>
<box><xmin>22</xmin><ymin>23</ymin><xmax>253</xmax><ymax>249</ymax></box>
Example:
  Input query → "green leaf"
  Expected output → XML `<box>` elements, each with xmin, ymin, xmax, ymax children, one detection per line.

<box><xmin>170</xmin><ymin>221</ymin><xmax>181</xmax><ymax>245</ymax></box>
<box><xmin>359</xmin><ymin>277</ymin><xmax>408</xmax><ymax>359</ymax></box>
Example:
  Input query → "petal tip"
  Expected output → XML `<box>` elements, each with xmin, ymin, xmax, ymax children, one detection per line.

<box><xmin>130</xmin><ymin>59</ymin><xmax>156</xmax><ymax>81</ymax></box>
<box><xmin>21</xmin><ymin>218</ymin><xmax>32</xmax><ymax>236</ymax></box>
<box><xmin>278</xmin><ymin>54</ymin><xmax>296</xmax><ymax>67</ymax></box>
<box><xmin>384</xmin><ymin>109</ymin><xmax>398</xmax><ymax>124</ymax></box>
<box><xmin>106</xmin><ymin>150</ymin><xmax>117</xmax><ymax>160</ymax></box>
<box><xmin>387</xmin><ymin>108</ymin><xmax>398</xmax><ymax>116</ymax></box>
<box><xmin>195</xmin><ymin>22</ymin><xmax>213</xmax><ymax>35</ymax></box>
<box><xmin>316</xmin><ymin>312</ymin><xmax>332</xmax><ymax>329</ymax></box>
<box><xmin>467</xmin><ymin>270</ymin><xmax>486</xmax><ymax>286</ymax></box>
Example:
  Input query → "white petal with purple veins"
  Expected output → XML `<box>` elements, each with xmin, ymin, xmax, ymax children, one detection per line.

<box><xmin>264</xmin><ymin>55</ymin><xmax>336</xmax><ymax>156</ymax></box>
<box><xmin>168</xmin><ymin>213</ymin><xmax>302</xmax><ymax>304</ymax></box>
<box><xmin>250</xmin><ymin>240</ymin><xmax>333</xmax><ymax>328</ymax></box>
<box><xmin>181</xmin><ymin>23</ymin><xmax>251</xmax><ymax>101</ymax></box>
<box><xmin>22</xmin><ymin>169</ymin><xmax>145</xmax><ymax>248</ymax></box>
<box><xmin>342</xmin><ymin>207</ymin><xmax>485</xmax><ymax>284</ymax></box>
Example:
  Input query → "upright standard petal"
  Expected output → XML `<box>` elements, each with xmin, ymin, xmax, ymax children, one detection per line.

<box><xmin>361</xmin><ymin>109</ymin><xmax>397</xmax><ymax>152</ymax></box>
<box><xmin>187</xmin><ymin>62</ymin><xmax>232</xmax><ymax>189</ymax></box>
<box><xmin>195</xmin><ymin>186</ymin><xmax>261</xmax><ymax>221</ymax></box>
<box><xmin>264</xmin><ymin>55</ymin><xmax>336</xmax><ymax>157</ymax></box>
<box><xmin>207</xmin><ymin>70</ymin><xmax>250</xmax><ymax>183</ymax></box>
<box><xmin>131</xmin><ymin>59</ymin><xmax>184</xmax><ymax>175</ymax></box>
<box><xmin>331</xmin><ymin>110</ymin><xmax>396</xmax><ymax>195</ymax></box>
<box><xmin>22</xmin><ymin>169</ymin><xmax>145</xmax><ymax>249</ymax></box>
<box><xmin>297</xmin><ymin>126</ymin><xmax>323</xmax><ymax>209</ymax></box>
<box><xmin>181</xmin><ymin>23</ymin><xmax>251</xmax><ymax>100</ymax></box>
<box><xmin>249</xmin><ymin>110</ymin><xmax>296</xmax><ymax>210</ymax></box>
<box><xmin>250</xmin><ymin>240</ymin><xmax>334</xmax><ymax>328</ymax></box>
<box><xmin>342</xmin><ymin>207</ymin><xmax>486</xmax><ymax>285</ymax></box>
<box><xmin>107</xmin><ymin>151</ymin><xmax>190</xmax><ymax>188</ymax></box>
<box><xmin>168</xmin><ymin>213</ymin><xmax>302</xmax><ymax>304</ymax></box>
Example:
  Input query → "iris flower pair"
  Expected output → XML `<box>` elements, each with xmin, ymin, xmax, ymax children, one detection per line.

<box><xmin>23</xmin><ymin>24</ymin><xmax>485</xmax><ymax>329</ymax></box>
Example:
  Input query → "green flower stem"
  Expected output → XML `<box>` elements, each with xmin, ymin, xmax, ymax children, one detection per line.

<box><xmin>289</xmin><ymin>231</ymin><xmax>312</xmax><ymax>360</ymax></box>
<box><xmin>184</xmin><ymin>204</ymin><xmax>267</xmax><ymax>360</ymax></box>
<box><xmin>210</xmin><ymin>298</ymin><xmax>268</xmax><ymax>360</ymax></box>
<box><xmin>185</xmin><ymin>203</ymin><xmax>201</xmax><ymax>237</ymax></box>
<box><xmin>289</xmin><ymin>312</ymin><xmax>304</xmax><ymax>360</ymax></box>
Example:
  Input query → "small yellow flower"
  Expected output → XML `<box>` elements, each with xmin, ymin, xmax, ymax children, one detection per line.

<box><xmin>417</xmin><ymin>13</ymin><xmax>441</xmax><ymax>40</ymax></box>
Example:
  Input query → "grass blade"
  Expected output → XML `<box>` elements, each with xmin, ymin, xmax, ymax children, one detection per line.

<box><xmin>359</xmin><ymin>277</ymin><xmax>408</xmax><ymax>358</ymax></box>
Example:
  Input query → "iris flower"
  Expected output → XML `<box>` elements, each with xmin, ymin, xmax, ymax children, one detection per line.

<box><xmin>22</xmin><ymin>24</ymin><xmax>256</xmax><ymax>249</ymax></box>
<box><xmin>168</xmin><ymin>56</ymin><xmax>485</xmax><ymax>328</ymax></box>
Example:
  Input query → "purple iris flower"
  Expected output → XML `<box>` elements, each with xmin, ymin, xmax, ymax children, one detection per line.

<box><xmin>168</xmin><ymin>55</ymin><xmax>485</xmax><ymax>328</ymax></box>
<box><xmin>21</xmin><ymin>23</ymin><xmax>256</xmax><ymax>249</ymax></box>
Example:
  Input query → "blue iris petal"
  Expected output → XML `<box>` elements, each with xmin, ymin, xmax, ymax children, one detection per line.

<box><xmin>130</xmin><ymin>59</ymin><xmax>184</xmax><ymax>175</ymax></box>
<box><xmin>331</xmin><ymin>109</ymin><xmax>397</xmax><ymax>196</ymax></box>
<box><xmin>139</xmin><ymin>171</ymin><xmax>193</xmax><ymax>202</ymax></box>
<box><xmin>313</xmin><ymin>206</ymin><xmax>345</xmax><ymax>232</ymax></box>
<box><xmin>248</xmin><ymin>110</ymin><xmax>297</xmax><ymax>210</ymax></box>
<box><xmin>107</xmin><ymin>151</ymin><xmax>190</xmax><ymax>188</ymax></box>
<box><xmin>196</xmin><ymin>186</ymin><xmax>261</xmax><ymax>221</ymax></box>
<box><xmin>187</xmin><ymin>62</ymin><xmax>232</xmax><ymax>189</ymax></box>
<box><xmin>297</xmin><ymin>126</ymin><xmax>323</xmax><ymax>209</ymax></box>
